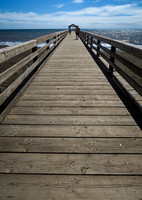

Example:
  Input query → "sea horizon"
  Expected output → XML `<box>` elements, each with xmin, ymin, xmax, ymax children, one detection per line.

<box><xmin>0</xmin><ymin>28</ymin><xmax>142</xmax><ymax>48</ymax></box>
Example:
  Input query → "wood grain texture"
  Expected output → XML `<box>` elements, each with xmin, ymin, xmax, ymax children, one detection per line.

<box><xmin>10</xmin><ymin>106</ymin><xmax>131</xmax><ymax>116</ymax></box>
<box><xmin>0</xmin><ymin>31</ymin><xmax>142</xmax><ymax>199</ymax></box>
<box><xmin>0</xmin><ymin>153</ymin><xmax>142</xmax><ymax>174</ymax></box>
<box><xmin>0</xmin><ymin>40</ymin><xmax>36</xmax><ymax>64</ymax></box>
<box><xmin>80</xmin><ymin>31</ymin><xmax>142</xmax><ymax>59</ymax></box>
<box><xmin>29</xmin><ymin>81</ymin><xmax>116</xmax><ymax>86</ymax></box>
<box><xmin>0</xmin><ymin>61</ymin><xmax>38</xmax><ymax>105</ymax></box>
<box><xmin>0</xmin><ymin>125</ymin><xmax>141</xmax><ymax>137</ymax></box>
<box><xmin>3</xmin><ymin>115</ymin><xmax>137</xmax><ymax>125</ymax></box>
<box><xmin>14</xmin><ymin>100</ymin><xmax>128</xmax><ymax>107</ymax></box>
<box><xmin>0</xmin><ymin>31</ymin><xmax>67</xmax><ymax>108</ymax></box>
<box><xmin>23</xmin><ymin>89</ymin><xmax>119</xmax><ymax>95</ymax></box>
<box><xmin>0</xmin><ymin>51</ymin><xmax>38</xmax><ymax>85</ymax></box>
<box><xmin>0</xmin><ymin>137</ymin><xmax>142</xmax><ymax>153</ymax></box>
<box><xmin>27</xmin><ymin>85</ymin><xmax>113</xmax><ymax>90</ymax></box>
<box><xmin>20</xmin><ymin>94</ymin><xmax>122</xmax><ymax>101</ymax></box>
<box><xmin>0</xmin><ymin>175</ymin><xmax>142</xmax><ymax>200</ymax></box>
<box><xmin>80</xmin><ymin>31</ymin><xmax>142</xmax><ymax>95</ymax></box>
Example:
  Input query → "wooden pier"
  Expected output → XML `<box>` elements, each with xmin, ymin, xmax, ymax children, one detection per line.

<box><xmin>0</xmin><ymin>29</ymin><xmax>142</xmax><ymax>199</ymax></box>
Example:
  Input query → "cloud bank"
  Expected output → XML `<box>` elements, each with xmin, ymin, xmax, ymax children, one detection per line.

<box><xmin>0</xmin><ymin>3</ymin><xmax>142</xmax><ymax>29</ymax></box>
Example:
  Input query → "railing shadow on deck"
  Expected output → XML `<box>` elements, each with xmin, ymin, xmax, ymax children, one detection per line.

<box><xmin>80</xmin><ymin>31</ymin><xmax>142</xmax><ymax>94</ymax></box>
<box><xmin>0</xmin><ymin>30</ymin><xmax>68</xmax><ymax>122</ymax></box>
<box><xmin>79</xmin><ymin>31</ymin><xmax>142</xmax><ymax>129</ymax></box>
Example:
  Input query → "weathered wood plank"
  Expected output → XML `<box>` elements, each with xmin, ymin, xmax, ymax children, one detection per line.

<box><xmin>0</xmin><ymin>34</ymin><xmax>67</xmax><ymax>105</ymax></box>
<box><xmin>0</xmin><ymin>153</ymin><xmax>142</xmax><ymax>174</ymax></box>
<box><xmin>0</xmin><ymin>40</ymin><xmax>37</xmax><ymax>64</ymax></box>
<box><xmin>27</xmin><ymin>86</ymin><xmax>113</xmax><ymax>90</ymax></box>
<box><xmin>38</xmin><ymin>72</ymin><xmax>102</xmax><ymax>75</ymax></box>
<box><xmin>0</xmin><ymin>30</ymin><xmax>142</xmax><ymax>200</ymax></box>
<box><xmin>0</xmin><ymin>137</ymin><xmax>142</xmax><ymax>153</ymax></box>
<box><xmin>23</xmin><ymin>90</ymin><xmax>121</xmax><ymax>95</ymax></box>
<box><xmin>0</xmin><ymin>60</ymin><xmax>43</xmax><ymax>105</ymax></box>
<box><xmin>0</xmin><ymin>31</ymin><xmax>67</xmax><ymax>106</ymax></box>
<box><xmin>0</xmin><ymin>51</ymin><xmax>38</xmax><ymax>85</ymax></box>
<box><xmin>114</xmin><ymin>73</ymin><xmax>142</xmax><ymax>111</ymax></box>
<box><xmin>34</xmin><ymin>75</ymin><xmax>106</xmax><ymax>79</ymax></box>
<box><xmin>50</xmin><ymin>56</ymin><xmax>92</xmax><ymax>64</ymax></box>
<box><xmin>10</xmin><ymin>106</ymin><xmax>131</xmax><ymax>116</ymax></box>
<box><xmin>26</xmin><ymin>85</ymin><xmax>132</xmax><ymax>92</ymax></box>
<box><xmin>38</xmin><ymin>73</ymin><xmax>104</xmax><ymax>76</ymax></box>
<box><xmin>3</xmin><ymin>115</ymin><xmax>137</xmax><ymax>125</ymax></box>
<box><xmin>112</xmin><ymin>59</ymin><xmax>142</xmax><ymax>95</ymax></box>
<box><xmin>33</xmin><ymin>78</ymin><xmax>109</xmax><ymax>82</ymax></box>
<box><xmin>20</xmin><ymin>94</ymin><xmax>122</xmax><ymax>101</ymax></box>
<box><xmin>36</xmin><ymin>31</ymin><xmax>67</xmax><ymax>44</ymax></box>
<box><xmin>81</xmin><ymin>31</ymin><xmax>142</xmax><ymax>95</ymax></box>
<box><xmin>30</xmin><ymin>82</ymin><xmax>115</xmax><ymax>86</ymax></box>
<box><xmin>14</xmin><ymin>100</ymin><xmax>129</xmax><ymax>107</ymax></box>
<box><xmin>0</xmin><ymin>61</ymin><xmax>38</xmax><ymax>106</ymax></box>
<box><xmin>0</xmin><ymin>175</ymin><xmax>142</xmax><ymax>200</ymax></box>
<box><xmin>0</xmin><ymin>125</ymin><xmax>141</xmax><ymax>137</ymax></box>
<box><xmin>41</xmin><ymin>68</ymin><xmax>99</xmax><ymax>71</ymax></box>
<box><xmin>81</xmin><ymin>31</ymin><xmax>142</xmax><ymax>59</ymax></box>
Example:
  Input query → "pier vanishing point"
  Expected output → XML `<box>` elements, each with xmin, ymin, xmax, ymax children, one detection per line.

<box><xmin>0</xmin><ymin>25</ymin><xmax>142</xmax><ymax>199</ymax></box>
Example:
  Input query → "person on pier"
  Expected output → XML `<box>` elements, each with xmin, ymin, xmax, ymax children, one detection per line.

<box><xmin>75</xmin><ymin>26</ymin><xmax>80</xmax><ymax>40</ymax></box>
<box><xmin>69</xmin><ymin>27</ymin><xmax>72</xmax><ymax>35</ymax></box>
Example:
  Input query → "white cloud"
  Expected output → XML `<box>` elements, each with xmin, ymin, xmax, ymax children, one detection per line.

<box><xmin>57</xmin><ymin>4</ymin><xmax>64</xmax><ymax>8</ymax></box>
<box><xmin>73</xmin><ymin>0</ymin><xmax>84</xmax><ymax>3</ymax></box>
<box><xmin>0</xmin><ymin>4</ymin><xmax>142</xmax><ymax>29</ymax></box>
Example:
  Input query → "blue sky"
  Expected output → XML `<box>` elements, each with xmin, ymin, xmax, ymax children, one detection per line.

<box><xmin>0</xmin><ymin>0</ymin><xmax>142</xmax><ymax>29</ymax></box>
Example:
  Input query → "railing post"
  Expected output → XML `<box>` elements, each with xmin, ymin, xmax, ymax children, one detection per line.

<box><xmin>54</xmin><ymin>36</ymin><xmax>56</xmax><ymax>45</ymax></box>
<box><xmin>97</xmin><ymin>40</ymin><xmax>100</xmax><ymax>57</ymax></box>
<box><xmin>46</xmin><ymin>39</ymin><xmax>50</xmax><ymax>50</ymax></box>
<box><xmin>85</xmin><ymin>34</ymin><xmax>87</xmax><ymax>42</ymax></box>
<box><xmin>90</xmin><ymin>36</ymin><xmax>93</xmax><ymax>49</ymax></box>
<box><xmin>56</xmin><ymin>34</ymin><xmax>60</xmax><ymax>46</ymax></box>
<box><xmin>83</xmin><ymin>33</ymin><xmax>85</xmax><ymax>41</ymax></box>
<box><xmin>87</xmin><ymin>35</ymin><xmax>89</xmax><ymax>45</ymax></box>
<box><xmin>81</xmin><ymin>32</ymin><xmax>84</xmax><ymax>41</ymax></box>
<box><xmin>109</xmin><ymin>46</ymin><xmax>116</xmax><ymax>74</ymax></box>
<box><xmin>80</xmin><ymin>32</ymin><xmax>82</xmax><ymax>40</ymax></box>
<box><xmin>32</xmin><ymin>46</ymin><xmax>38</xmax><ymax>63</ymax></box>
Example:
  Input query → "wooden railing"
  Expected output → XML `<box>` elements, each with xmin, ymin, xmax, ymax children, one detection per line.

<box><xmin>0</xmin><ymin>30</ymin><xmax>68</xmax><ymax>112</ymax></box>
<box><xmin>80</xmin><ymin>31</ymin><xmax>142</xmax><ymax>96</ymax></box>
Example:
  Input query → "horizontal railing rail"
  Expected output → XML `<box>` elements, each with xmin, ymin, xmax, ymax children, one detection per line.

<box><xmin>80</xmin><ymin>31</ymin><xmax>142</xmax><ymax>96</ymax></box>
<box><xmin>0</xmin><ymin>30</ymin><xmax>68</xmax><ymax>108</ymax></box>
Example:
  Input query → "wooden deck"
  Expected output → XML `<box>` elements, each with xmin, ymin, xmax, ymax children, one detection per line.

<box><xmin>0</xmin><ymin>32</ymin><xmax>142</xmax><ymax>199</ymax></box>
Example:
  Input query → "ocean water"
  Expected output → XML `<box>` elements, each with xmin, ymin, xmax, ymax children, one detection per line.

<box><xmin>0</xmin><ymin>29</ymin><xmax>65</xmax><ymax>47</ymax></box>
<box><xmin>0</xmin><ymin>29</ymin><xmax>142</xmax><ymax>48</ymax></box>
<box><xmin>85</xmin><ymin>29</ymin><xmax>142</xmax><ymax>49</ymax></box>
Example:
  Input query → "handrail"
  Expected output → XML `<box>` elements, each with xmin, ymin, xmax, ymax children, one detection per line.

<box><xmin>80</xmin><ymin>31</ymin><xmax>142</xmax><ymax>96</ymax></box>
<box><xmin>0</xmin><ymin>30</ymin><xmax>68</xmax><ymax>107</ymax></box>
